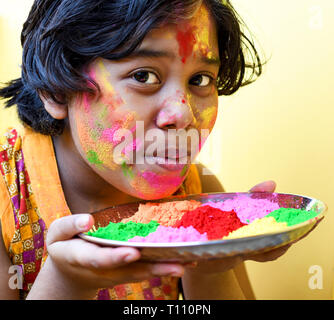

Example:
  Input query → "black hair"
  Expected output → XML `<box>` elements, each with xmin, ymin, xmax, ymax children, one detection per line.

<box><xmin>0</xmin><ymin>0</ymin><xmax>263</xmax><ymax>136</ymax></box>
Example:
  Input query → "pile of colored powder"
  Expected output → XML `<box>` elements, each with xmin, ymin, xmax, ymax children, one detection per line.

<box><xmin>267</xmin><ymin>208</ymin><xmax>319</xmax><ymax>226</ymax></box>
<box><xmin>121</xmin><ymin>200</ymin><xmax>202</xmax><ymax>226</ymax></box>
<box><xmin>202</xmin><ymin>195</ymin><xmax>280</xmax><ymax>224</ymax></box>
<box><xmin>128</xmin><ymin>226</ymin><xmax>208</xmax><ymax>243</ymax></box>
<box><xmin>223</xmin><ymin>217</ymin><xmax>289</xmax><ymax>240</ymax></box>
<box><xmin>173</xmin><ymin>206</ymin><xmax>246</xmax><ymax>240</ymax></box>
<box><xmin>87</xmin><ymin>220</ymin><xmax>159</xmax><ymax>241</ymax></box>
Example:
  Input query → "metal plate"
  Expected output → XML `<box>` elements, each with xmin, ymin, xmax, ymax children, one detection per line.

<box><xmin>78</xmin><ymin>192</ymin><xmax>326</xmax><ymax>262</ymax></box>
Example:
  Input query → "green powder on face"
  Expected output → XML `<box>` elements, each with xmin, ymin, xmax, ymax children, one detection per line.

<box><xmin>180</xmin><ymin>164</ymin><xmax>189</xmax><ymax>177</ymax></box>
<box><xmin>87</xmin><ymin>220</ymin><xmax>159</xmax><ymax>241</ymax></box>
<box><xmin>267</xmin><ymin>208</ymin><xmax>319</xmax><ymax>226</ymax></box>
<box><xmin>87</xmin><ymin>150</ymin><xmax>103</xmax><ymax>165</ymax></box>
<box><xmin>121</xmin><ymin>161</ymin><xmax>134</xmax><ymax>179</ymax></box>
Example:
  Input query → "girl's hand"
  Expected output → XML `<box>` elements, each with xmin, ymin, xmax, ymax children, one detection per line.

<box><xmin>39</xmin><ymin>214</ymin><xmax>184</xmax><ymax>299</ymax></box>
<box><xmin>248</xmin><ymin>180</ymin><xmax>276</xmax><ymax>193</ymax></box>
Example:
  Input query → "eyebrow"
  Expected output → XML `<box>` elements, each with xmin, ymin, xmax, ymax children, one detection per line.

<box><xmin>129</xmin><ymin>49</ymin><xmax>221</xmax><ymax>67</ymax></box>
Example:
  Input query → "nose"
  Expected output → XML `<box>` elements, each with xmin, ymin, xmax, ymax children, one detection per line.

<box><xmin>155</xmin><ymin>94</ymin><xmax>196</xmax><ymax>130</ymax></box>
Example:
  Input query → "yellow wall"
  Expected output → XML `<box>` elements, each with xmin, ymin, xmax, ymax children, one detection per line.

<box><xmin>1</xmin><ymin>0</ymin><xmax>333</xmax><ymax>299</ymax></box>
<box><xmin>200</xmin><ymin>0</ymin><xmax>334</xmax><ymax>299</ymax></box>
<box><xmin>0</xmin><ymin>0</ymin><xmax>33</xmax><ymax>127</ymax></box>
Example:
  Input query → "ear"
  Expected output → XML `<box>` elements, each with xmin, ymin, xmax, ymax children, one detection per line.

<box><xmin>39</xmin><ymin>93</ymin><xmax>68</xmax><ymax>120</ymax></box>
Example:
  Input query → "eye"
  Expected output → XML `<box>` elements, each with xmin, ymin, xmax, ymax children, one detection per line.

<box><xmin>132</xmin><ymin>71</ymin><xmax>160</xmax><ymax>84</ymax></box>
<box><xmin>190</xmin><ymin>74</ymin><xmax>212</xmax><ymax>87</ymax></box>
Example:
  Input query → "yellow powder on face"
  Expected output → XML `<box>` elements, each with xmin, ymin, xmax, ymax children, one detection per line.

<box><xmin>97</xmin><ymin>59</ymin><xmax>116</xmax><ymax>94</ymax></box>
<box><xmin>223</xmin><ymin>217</ymin><xmax>289</xmax><ymax>240</ymax></box>
<box><xmin>192</xmin><ymin>5</ymin><xmax>217</xmax><ymax>61</ymax></box>
<box><xmin>200</xmin><ymin>106</ymin><xmax>217</xmax><ymax>129</ymax></box>
<box><xmin>121</xmin><ymin>200</ymin><xmax>202</xmax><ymax>226</ymax></box>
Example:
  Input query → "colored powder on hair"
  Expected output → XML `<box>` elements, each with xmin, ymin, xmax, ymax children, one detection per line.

<box><xmin>121</xmin><ymin>200</ymin><xmax>202</xmax><ymax>226</ymax></box>
<box><xmin>267</xmin><ymin>208</ymin><xmax>319</xmax><ymax>226</ymax></box>
<box><xmin>128</xmin><ymin>225</ymin><xmax>208</xmax><ymax>243</ymax></box>
<box><xmin>201</xmin><ymin>195</ymin><xmax>280</xmax><ymax>224</ymax></box>
<box><xmin>173</xmin><ymin>206</ymin><xmax>246</xmax><ymax>240</ymax></box>
<box><xmin>223</xmin><ymin>217</ymin><xmax>289</xmax><ymax>240</ymax></box>
<box><xmin>87</xmin><ymin>220</ymin><xmax>159</xmax><ymax>241</ymax></box>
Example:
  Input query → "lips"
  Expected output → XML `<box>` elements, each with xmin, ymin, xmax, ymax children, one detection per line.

<box><xmin>146</xmin><ymin>158</ymin><xmax>189</xmax><ymax>171</ymax></box>
<box><xmin>167</xmin><ymin>148</ymin><xmax>190</xmax><ymax>159</ymax></box>
<box><xmin>144</xmin><ymin>152</ymin><xmax>190</xmax><ymax>171</ymax></box>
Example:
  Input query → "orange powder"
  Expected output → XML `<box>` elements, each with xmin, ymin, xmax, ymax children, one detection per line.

<box><xmin>121</xmin><ymin>200</ymin><xmax>202</xmax><ymax>226</ymax></box>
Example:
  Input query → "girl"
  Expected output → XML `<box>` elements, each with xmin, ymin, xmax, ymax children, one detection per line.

<box><xmin>0</xmin><ymin>0</ymin><xmax>287</xmax><ymax>300</ymax></box>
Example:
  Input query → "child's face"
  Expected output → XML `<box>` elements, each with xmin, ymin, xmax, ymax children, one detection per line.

<box><xmin>67</xmin><ymin>4</ymin><xmax>220</xmax><ymax>200</ymax></box>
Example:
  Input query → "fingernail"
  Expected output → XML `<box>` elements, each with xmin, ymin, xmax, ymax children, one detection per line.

<box><xmin>76</xmin><ymin>215</ymin><xmax>90</xmax><ymax>231</ymax></box>
<box><xmin>170</xmin><ymin>268</ymin><xmax>184</xmax><ymax>277</ymax></box>
<box><xmin>152</xmin><ymin>265</ymin><xmax>184</xmax><ymax>277</ymax></box>
<box><xmin>123</xmin><ymin>252</ymin><xmax>138</xmax><ymax>263</ymax></box>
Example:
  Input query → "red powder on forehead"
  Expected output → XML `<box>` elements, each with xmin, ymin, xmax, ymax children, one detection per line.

<box><xmin>176</xmin><ymin>25</ymin><xmax>197</xmax><ymax>64</ymax></box>
<box><xmin>173</xmin><ymin>206</ymin><xmax>246</xmax><ymax>240</ymax></box>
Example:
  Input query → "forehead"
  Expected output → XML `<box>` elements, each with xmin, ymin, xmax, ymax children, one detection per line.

<box><xmin>139</xmin><ymin>4</ymin><xmax>219</xmax><ymax>58</ymax></box>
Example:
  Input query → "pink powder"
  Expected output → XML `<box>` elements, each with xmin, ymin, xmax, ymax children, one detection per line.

<box><xmin>101</xmin><ymin>125</ymin><xmax>121</xmax><ymax>146</ymax></box>
<box><xmin>140</xmin><ymin>171</ymin><xmax>183</xmax><ymax>189</ymax></box>
<box><xmin>128</xmin><ymin>225</ymin><xmax>208</xmax><ymax>243</ymax></box>
<box><xmin>201</xmin><ymin>195</ymin><xmax>280</xmax><ymax>224</ymax></box>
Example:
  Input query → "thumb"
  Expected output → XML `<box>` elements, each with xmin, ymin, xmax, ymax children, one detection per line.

<box><xmin>47</xmin><ymin>214</ymin><xmax>94</xmax><ymax>246</ymax></box>
<box><xmin>249</xmin><ymin>180</ymin><xmax>276</xmax><ymax>193</ymax></box>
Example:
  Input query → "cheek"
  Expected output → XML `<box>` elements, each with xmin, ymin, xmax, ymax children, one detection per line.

<box><xmin>73</xmin><ymin>92</ymin><xmax>136</xmax><ymax>170</ymax></box>
<box><xmin>201</xmin><ymin>105</ymin><xmax>218</xmax><ymax>130</ymax></box>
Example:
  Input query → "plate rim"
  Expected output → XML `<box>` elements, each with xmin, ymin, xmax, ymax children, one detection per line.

<box><xmin>79</xmin><ymin>192</ymin><xmax>327</xmax><ymax>249</ymax></box>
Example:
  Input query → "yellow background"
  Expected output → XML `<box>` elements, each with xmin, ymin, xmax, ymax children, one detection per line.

<box><xmin>1</xmin><ymin>0</ymin><xmax>333</xmax><ymax>299</ymax></box>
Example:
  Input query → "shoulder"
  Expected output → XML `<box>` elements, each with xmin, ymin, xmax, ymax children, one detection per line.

<box><xmin>195</xmin><ymin>163</ymin><xmax>225</xmax><ymax>193</ymax></box>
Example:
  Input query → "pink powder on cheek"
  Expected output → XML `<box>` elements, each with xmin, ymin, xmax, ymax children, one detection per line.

<box><xmin>201</xmin><ymin>196</ymin><xmax>280</xmax><ymax>224</ymax></box>
<box><xmin>122</xmin><ymin>138</ymin><xmax>142</xmax><ymax>158</ymax></box>
<box><xmin>101</xmin><ymin>125</ymin><xmax>122</xmax><ymax>146</ymax></box>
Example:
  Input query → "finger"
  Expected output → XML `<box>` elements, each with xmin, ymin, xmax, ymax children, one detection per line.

<box><xmin>92</xmin><ymin>261</ymin><xmax>185</xmax><ymax>284</ymax></box>
<box><xmin>48</xmin><ymin>237</ymin><xmax>141</xmax><ymax>269</ymax></box>
<box><xmin>249</xmin><ymin>180</ymin><xmax>276</xmax><ymax>193</ymax></box>
<box><xmin>46</xmin><ymin>214</ymin><xmax>94</xmax><ymax>246</ymax></box>
<box><xmin>246</xmin><ymin>244</ymin><xmax>291</xmax><ymax>262</ymax></box>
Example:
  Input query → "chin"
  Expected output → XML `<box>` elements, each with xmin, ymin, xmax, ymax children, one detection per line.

<box><xmin>129</xmin><ymin>184</ymin><xmax>182</xmax><ymax>201</ymax></box>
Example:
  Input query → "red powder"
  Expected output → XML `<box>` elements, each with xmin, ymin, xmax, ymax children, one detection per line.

<box><xmin>173</xmin><ymin>206</ymin><xmax>246</xmax><ymax>240</ymax></box>
<box><xmin>176</xmin><ymin>26</ymin><xmax>197</xmax><ymax>64</ymax></box>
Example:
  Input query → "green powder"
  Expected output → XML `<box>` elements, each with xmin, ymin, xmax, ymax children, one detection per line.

<box><xmin>121</xmin><ymin>161</ymin><xmax>134</xmax><ymax>179</ymax></box>
<box><xmin>88</xmin><ymin>220</ymin><xmax>159</xmax><ymax>241</ymax></box>
<box><xmin>267</xmin><ymin>208</ymin><xmax>319</xmax><ymax>226</ymax></box>
<box><xmin>87</xmin><ymin>150</ymin><xmax>103</xmax><ymax>165</ymax></box>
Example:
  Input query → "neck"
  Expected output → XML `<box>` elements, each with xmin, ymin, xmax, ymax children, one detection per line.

<box><xmin>52</xmin><ymin>126</ymin><xmax>138</xmax><ymax>214</ymax></box>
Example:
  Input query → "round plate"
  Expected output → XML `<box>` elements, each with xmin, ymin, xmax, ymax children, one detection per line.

<box><xmin>78</xmin><ymin>192</ymin><xmax>326</xmax><ymax>262</ymax></box>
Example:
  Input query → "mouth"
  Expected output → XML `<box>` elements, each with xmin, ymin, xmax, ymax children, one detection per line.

<box><xmin>144</xmin><ymin>152</ymin><xmax>191</xmax><ymax>172</ymax></box>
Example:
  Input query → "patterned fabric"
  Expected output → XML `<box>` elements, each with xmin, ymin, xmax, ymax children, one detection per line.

<box><xmin>0</xmin><ymin>127</ymin><xmax>201</xmax><ymax>300</ymax></box>
<box><xmin>97</xmin><ymin>277</ymin><xmax>179</xmax><ymax>300</ymax></box>
<box><xmin>0</xmin><ymin>129</ymin><xmax>47</xmax><ymax>299</ymax></box>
